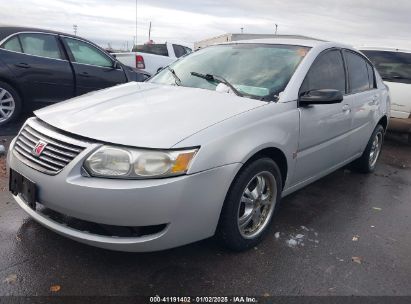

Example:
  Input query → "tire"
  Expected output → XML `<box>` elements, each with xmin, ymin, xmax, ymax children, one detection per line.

<box><xmin>352</xmin><ymin>124</ymin><xmax>385</xmax><ymax>173</ymax></box>
<box><xmin>216</xmin><ymin>158</ymin><xmax>282</xmax><ymax>251</ymax></box>
<box><xmin>0</xmin><ymin>81</ymin><xmax>22</xmax><ymax>126</ymax></box>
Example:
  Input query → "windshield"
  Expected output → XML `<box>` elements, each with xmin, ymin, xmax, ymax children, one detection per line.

<box><xmin>361</xmin><ymin>50</ymin><xmax>411</xmax><ymax>84</ymax></box>
<box><xmin>149</xmin><ymin>44</ymin><xmax>310</xmax><ymax>100</ymax></box>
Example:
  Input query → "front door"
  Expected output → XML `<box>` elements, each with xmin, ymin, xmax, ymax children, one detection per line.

<box><xmin>61</xmin><ymin>37</ymin><xmax>127</xmax><ymax>96</ymax></box>
<box><xmin>294</xmin><ymin>49</ymin><xmax>352</xmax><ymax>183</ymax></box>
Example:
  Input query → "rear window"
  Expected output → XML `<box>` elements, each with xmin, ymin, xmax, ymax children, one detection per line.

<box><xmin>361</xmin><ymin>50</ymin><xmax>411</xmax><ymax>84</ymax></box>
<box><xmin>133</xmin><ymin>44</ymin><xmax>169</xmax><ymax>57</ymax></box>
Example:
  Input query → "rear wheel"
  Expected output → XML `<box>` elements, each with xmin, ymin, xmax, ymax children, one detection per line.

<box><xmin>352</xmin><ymin>124</ymin><xmax>384</xmax><ymax>173</ymax></box>
<box><xmin>217</xmin><ymin>158</ymin><xmax>282</xmax><ymax>251</ymax></box>
<box><xmin>0</xmin><ymin>82</ymin><xmax>21</xmax><ymax>126</ymax></box>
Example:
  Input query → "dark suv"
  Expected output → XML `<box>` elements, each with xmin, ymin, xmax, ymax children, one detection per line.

<box><xmin>0</xmin><ymin>27</ymin><xmax>150</xmax><ymax>125</ymax></box>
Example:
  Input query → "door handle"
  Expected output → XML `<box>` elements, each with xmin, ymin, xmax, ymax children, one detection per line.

<box><xmin>342</xmin><ymin>104</ymin><xmax>351</xmax><ymax>112</ymax></box>
<box><xmin>15</xmin><ymin>63</ymin><xmax>31</xmax><ymax>69</ymax></box>
<box><xmin>79</xmin><ymin>72</ymin><xmax>91</xmax><ymax>78</ymax></box>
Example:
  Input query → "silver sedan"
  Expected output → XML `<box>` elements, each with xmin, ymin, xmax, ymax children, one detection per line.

<box><xmin>7</xmin><ymin>38</ymin><xmax>390</xmax><ymax>251</ymax></box>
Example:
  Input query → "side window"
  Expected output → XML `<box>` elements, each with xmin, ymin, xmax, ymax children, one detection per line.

<box><xmin>19</xmin><ymin>33</ymin><xmax>63</xmax><ymax>59</ymax></box>
<box><xmin>366</xmin><ymin>63</ymin><xmax>376</xmax><ymax>89</ymax></box>
<box><xmin>300</xmin><ymin>50</ymin><xmax>346</xmax><ymax>94</ymax></box>
<box><xmin>344</xmin><ymin>51</ymin><xmax>370</xmax><ymax>93</ymax></box>
<box><xmin>172</xmin><ymin>44</ymin><xmax>186</xmax><ymax>58</ymax></box>
<box><xmin>63</xmin><ymin>37</ymin><xmax>113</xmax><ymax>68</ymax></box>
<box><xmin>1</xmin><ymin>36</ymin><xmax>22</xmax><ymax>53</ymax></box>
<box><xmin>184</xmin><ymin>46</ymin><xmax>192</xmax><ymax>54</ymax></box>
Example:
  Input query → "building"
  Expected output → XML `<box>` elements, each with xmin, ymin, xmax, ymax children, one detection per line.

<box><xmin>194</xmin><ymin>33</ymin><xmax>322</xmax><ymax>50</ymax></box>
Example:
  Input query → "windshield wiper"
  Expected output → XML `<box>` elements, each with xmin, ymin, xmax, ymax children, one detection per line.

<box><xmin>166</xmin><ymin>66</ymin><xmax>182</xmax><ymax>86</ymax></box>
<box><xmin>260</xmin><ymin>94</ymin><xmax>279</xmax><ymax>102</ymax></box>
<box><xmin>190</xmin><ymin>72</ymin><xmax>243</xmax><ymax>97</ymax></box>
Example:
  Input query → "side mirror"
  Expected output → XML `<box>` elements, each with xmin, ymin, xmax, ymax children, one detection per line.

<box><xmin>299</xmin><ymin>89</ymin><xmax>343</xmax><ymax>106</ymax></box>
<box><xmin>112</xmin><ymin>61</ymin><xmax>122</xmax><ymax>70</ymax></box>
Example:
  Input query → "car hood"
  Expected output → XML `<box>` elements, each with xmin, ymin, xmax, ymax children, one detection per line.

<box><xmin>35</xmin><ymin>82</ymin><xmax>265</xmax><ymax>148</ymax></box>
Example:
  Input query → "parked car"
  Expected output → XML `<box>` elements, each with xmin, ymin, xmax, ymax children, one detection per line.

<box><xmin>0</xmin><ymin>26</ymin><xmax>151</xmax><ymax>126</ymax></box>
<box><xmin>8</xmin><ymin>38</ymin><xmax>389</xmax><ymax>252</ymax></box>
<box><xmin>360</xmin><ymin>48</ymin><xmax>411</xmax><ymax>139</ymax></box>
<box><xmin>113</xmin><ymin>42</ymin><xmax>192</xmax><ymax>75</ymax></box>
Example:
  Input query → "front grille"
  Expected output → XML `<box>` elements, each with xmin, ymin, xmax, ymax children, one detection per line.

<box><xmin>13</xmin><ymin>120</ymin><xmax>87</xmax><ymax>175</ymax></box>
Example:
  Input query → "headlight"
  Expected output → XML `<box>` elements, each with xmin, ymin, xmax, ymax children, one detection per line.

<box><xmin>85</xmin><ymin>147</ymin><xmax>132</xmax><ymax>177</ymax></box>
<box><xmin>84</xmin><ymin>146</ymin><xmax>198</xmax><ymax>179</ymax></box>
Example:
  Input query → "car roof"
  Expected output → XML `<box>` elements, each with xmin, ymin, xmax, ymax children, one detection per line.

<box><xmin>216</xmin><ymin>38</ymin><xmax>353</xmax><ymax>50</ymax></box>
<box><xmin>0</xmin><ymin>26</ymin><xmax>88</xmax><ymax>44</ymax></box>
<box><xmin>358</xmin><ymin>46</ymin><xmax>411</xmax><ymax>54</ymax></box>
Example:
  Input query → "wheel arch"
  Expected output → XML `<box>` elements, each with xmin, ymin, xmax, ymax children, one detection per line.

<box><xmin>242</xmin><ymin>147</ymin><xmax>288</xmax><ymax>190</ymax></box>
<box><xmin>0</xmin><ymin>76</ymin><xmax>24</xmax><ymax>104</ymax></box>
<box><xmin>378</xmin><ymin>115</ymin><xmax>388</xmax><ymax>132</ymax></box>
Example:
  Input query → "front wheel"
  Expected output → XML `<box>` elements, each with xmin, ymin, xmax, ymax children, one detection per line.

<box><xmin>217</xmin><ymin>158</ymin><xmax>282</xmax><ymax>251</ymax></box>
<box><xmin>352</xmin><ymin>124</ymin><xmax>385</xmax><ymax>173</ymax></box>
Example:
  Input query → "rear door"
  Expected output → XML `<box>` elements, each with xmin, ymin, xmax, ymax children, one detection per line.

<box><xmin>343</xmin><ymin>50</ymin><xmax>380</xmax><ymax>156</ymax></box>
<box><xmin>61</xmin><ymin>36</ymin><xmax>127</xmax><ymax>96</ymax></box>
<box><xmin>0</xmin><ymin>32</ymin><xmax>74</xmax><ymax>103</ymax></box>
<box><xmin>294</xmin><ymin>49</ymin><xmax>353</xmax><ymax>183</ymax></box>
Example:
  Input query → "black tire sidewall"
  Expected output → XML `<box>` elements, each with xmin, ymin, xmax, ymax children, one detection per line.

<box><xmin>0</xmin><ymin>81</ymin><xmax>22</xmax><ymax>126</ymax></box>
<box><xmin>217</xmin><ymin>158</ymin><xmax>282</xmax><ymax>251</ymax></box>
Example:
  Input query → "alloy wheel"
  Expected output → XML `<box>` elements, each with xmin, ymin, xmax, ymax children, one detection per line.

<box><xmin>237</xmin><ymin>171</ymin><xmax>277</xmax><ymax>239</ymax></box>
<box><xmin>369</xmin><ymin>131</ymin><xmax>383</xmax><ymax>168</ymax></box>
<box><xmin>0</xmin><ymin>87</ymin><xmax>15</xmax><ymax>124</ymax></box>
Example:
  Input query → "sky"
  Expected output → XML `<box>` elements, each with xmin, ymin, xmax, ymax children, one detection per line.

<box><xmin>0</xmin><ymin>0</ymin><xmax>410</xmax><ymax>50</ymax></box>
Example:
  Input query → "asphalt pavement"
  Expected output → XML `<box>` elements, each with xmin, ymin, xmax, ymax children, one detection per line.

<box><xmin>0</xmin><ymin>121</ymin><xmax>410</xmax><ymax>297</ymax></box>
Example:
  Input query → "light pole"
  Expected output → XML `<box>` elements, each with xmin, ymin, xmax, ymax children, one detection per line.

<box><xmin>240</xmin><ymin>27</ymin><xmax>244</xmax><ymax>34</ymax></box>
<box><xmin>135</xmin><ymin>0</ymin><xmax>138</xmax><ymax>47</ymax></box>
<box><xmin>73</xmin><ymin>24</ymin><xmax>78</xmax><ymax>36</ymax></box>
<box><xmin>275</xmin><ymin>24</ymin><xmax>278</xmax><ymax>35</ymax></box>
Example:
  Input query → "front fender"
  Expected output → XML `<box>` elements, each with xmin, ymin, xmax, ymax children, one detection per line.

<box><xmin>174</xmin><ymin>101</ymin><xmax>300</xmax><ymax>189</ymax></box>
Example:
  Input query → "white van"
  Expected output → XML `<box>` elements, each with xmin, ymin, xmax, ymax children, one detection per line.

<box><xmin>360</xmin><ymin>48</ymin><xmax>411</xmax><ymax>140</ymax></box>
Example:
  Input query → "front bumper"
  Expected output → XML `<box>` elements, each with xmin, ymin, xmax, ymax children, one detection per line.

<box><xmin>7</xmin><ymin>136</ymin><xmax>241</xmax><ymax>252</ymax></box>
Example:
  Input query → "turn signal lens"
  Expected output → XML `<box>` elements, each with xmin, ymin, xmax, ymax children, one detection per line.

<box><xmin>171</xmin><ymin>152</ymin><xmax>197</xmax><ymax>173</ymax></box>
